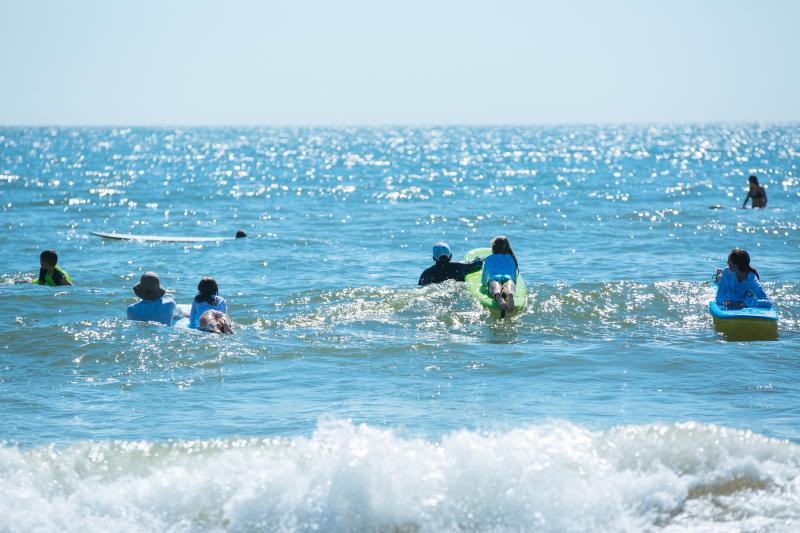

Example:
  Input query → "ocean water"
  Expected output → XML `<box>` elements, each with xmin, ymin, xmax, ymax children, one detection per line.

<box><xmin>1</xmin><ymin>125</ymin><xmax>799</xmax><ymax>531</ymax></box>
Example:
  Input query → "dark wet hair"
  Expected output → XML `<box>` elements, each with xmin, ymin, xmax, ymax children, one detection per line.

<box><xmin>748</xmin><ymin>175</ymin><xmax>759</xmax><ymax>185</ymax></box>
<box><xmin>40</xmin><ymin>250</ymin><xmax>58</xmax><ymax>267</ymax></box>
<box><xmin>728</xmin><ymin>248</ymin><xmax>760</xmax><ymax>280</ymax></box>
<box><xmin>195</xmin><ymin>277</ymin><xmax>220</xmax><ymax>305</ymax></box>
<box><xmin>491</xmin><ymin>236</ymin><xmax>518</xmax><ymax>269</ymax></box>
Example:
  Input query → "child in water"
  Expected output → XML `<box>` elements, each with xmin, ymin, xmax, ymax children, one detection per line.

<box><xmin>715</xmin><ymin>248</ymin><xmax>772</xmax><ymax>309</ymax></box>
<box><xmin>189</xmin><ymin>277</ymin><xmax>228</xmax><ymax>329</ymax></box>
<box><xmin>28</xmin><ymin>250</ymin><xmax>73</xmax><ymax>286</ymax></box>
<box><xmin>481</xmin><ymin>236</ymin><xmax>519</xmax><ymax>314</ymax></box>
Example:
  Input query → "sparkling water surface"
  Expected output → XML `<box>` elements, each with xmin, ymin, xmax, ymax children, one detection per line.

<box><xmin>1</xmin><ymin>126</ymin><xmax>799</xmax><ymax>531</ymax></box>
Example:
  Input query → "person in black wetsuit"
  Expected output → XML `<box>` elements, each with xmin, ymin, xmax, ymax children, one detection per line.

<box><xmin>418</xmin><ymin>242</ymin><xmax>484</xmax><ymax>286</ymax></box>
<box><xmin>742</xmin><ymin>175</ymin><xmax>767</xmax><ymax>208</ymax></box>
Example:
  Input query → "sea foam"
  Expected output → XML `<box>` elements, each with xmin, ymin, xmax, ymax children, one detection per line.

<box><xmin>2</xmin><ymin>419</ymin><xmax>799</xmax><ymax>532</ymax></box>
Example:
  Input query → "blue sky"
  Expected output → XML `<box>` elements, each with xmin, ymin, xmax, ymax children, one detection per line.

<box><xmin>1</xmin><ymin>0</ymin><xmax>798</xmax><ymax>125</ymax></box>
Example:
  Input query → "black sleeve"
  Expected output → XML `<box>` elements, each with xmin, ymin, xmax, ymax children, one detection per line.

<box><xmin>468</xmin><ymin>257</ymin><xmax>484</xmax><ymax>273</ymax></box>
<box><xmin>37</xmin><ymin>268</ymin><xmax>48</xmax><ymax>285</ymax></box>
<box><xmin>459</xmin><ymin>257</ymin><xmax>484</xmax><ymax>277</ymax></box>
<box><xmin>419</xmin><ymin>268</ymin><xmax>432</xmax><ymax>286</ymax></box>
<box><xmin>51</xmin><ymin>269</ymin><xmax>67</xmax><ymax>286</ymax></box>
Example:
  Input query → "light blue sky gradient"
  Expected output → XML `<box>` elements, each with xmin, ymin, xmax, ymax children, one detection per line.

<box><xmin>1</xmin><ymin>0</ymin><xmax>798</xmax><ymax>125</ymax></box>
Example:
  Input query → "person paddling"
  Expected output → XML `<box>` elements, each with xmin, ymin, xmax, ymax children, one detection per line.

<box><xmin>419</xmin><ymin>242</ymin><xmax>483</xmax><ymax>286</ymax></box>
<box><xmin>127</xmin><ymin>272</ymin><xmax>186</xmax><ymax>326</ymax></box>
<box><xmin>481</xmin><ymin>236</ymin><xmax>520</xmax><ymax>316</ymax></box>
<box><xmin>189</xmin><ymin>277</ymin><xmax>228</xmax><ymax>329</ymax></box>
<box><xmin>29</xmin><ymin>250</ymin><xmax>73</xmax><ymax>286</ymax></box>
<box><xmin>715</xmin><ymin>248</ymin><xmax>772</xmax><ymax>309</ymax></box>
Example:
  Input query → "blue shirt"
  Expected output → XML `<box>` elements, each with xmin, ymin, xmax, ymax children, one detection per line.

<box><xmin>189</xmin><ymin>296</ymin><xmax>228</xmax><ymax>329</ymax></box>
<box><xmin>481</xmin><ymin>253</ymin><xmax>519</xmax><ymax>286</ymax></box>
<box><xmin>715</xmin><ymin>269</ymin><xmax>772</xmax><ymax>308</ymax></box>
<box><xmin>127</xmin><ymin>298</ymin><xmax>179</xmax><ymax>326</ymax></box>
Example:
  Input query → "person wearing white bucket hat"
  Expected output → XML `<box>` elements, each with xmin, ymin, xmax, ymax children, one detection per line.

<box><xmin>418</xmin><ymin>241</ymin><xmax>484</xmax><ymax>286</ymax></box>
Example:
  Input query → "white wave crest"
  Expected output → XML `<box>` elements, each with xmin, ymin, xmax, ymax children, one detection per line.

<box><xmin>2</xmin><ymin>420</ymin><xmax>799</xmax><ymax>532</ymax></box>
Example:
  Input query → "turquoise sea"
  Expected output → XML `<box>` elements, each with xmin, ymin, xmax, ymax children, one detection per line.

<box><xmin>1</xmin><ymin>125</ymin><xmax>799</xmax><ymax>531</ymax></box>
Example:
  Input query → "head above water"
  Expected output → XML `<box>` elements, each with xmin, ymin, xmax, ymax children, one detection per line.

<box><xmin>491</xmin><ymin>236</ymin><xmax>519</xmax><ymax>268</ymax></box>
<box><xmin>196</xmin><ymin>277</ymin><xmax>219</xmax><ymax>304</ymax></box>
<box><xmin>727</xmin><ymin>248</ymin><xmax>760</xmax><ymax>280</ymax></box>
<box><xmin>40</xmin><ymin>250</ymin><xmax>58</xmax><ymax>268</ymax></box>
<box><xmin>749</xmin><ymin>175</ymin><xmax>760</xmax><ymax>186</ymax></box>
<box><xmin>432</xmin><ymin>242</ymin><xmax>452</xmax><ymax>263</ymax></box>
<box><xmin>133</xmin><ymin>271</ymin><xmax>166</xmax><ymax>300</ymax></box>
<box><xmin>491</xmin><ymin>236</ymin><xmax>512</xmax><ymax>254</ymax></box>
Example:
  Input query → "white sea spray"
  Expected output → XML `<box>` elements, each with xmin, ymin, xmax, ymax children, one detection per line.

<box><xmin>2</xmin><ymin>419</ymin><xmax>799</xmax><ymax>532</ymax></box>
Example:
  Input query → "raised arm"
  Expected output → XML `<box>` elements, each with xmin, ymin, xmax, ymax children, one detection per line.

<box><xmin>462</xmin><ymin>257</ymin><xmax>484</xmax><ymax>276</ymax></box>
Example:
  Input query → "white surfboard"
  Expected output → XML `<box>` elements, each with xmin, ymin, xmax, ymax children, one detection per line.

<box><xmin>90</xmin><ymin>231</ymin><xmax>244</xmax><ymax>242</ymax></box>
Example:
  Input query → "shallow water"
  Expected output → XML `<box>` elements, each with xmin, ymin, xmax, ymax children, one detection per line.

<box><xmin>1</xmin><ymin>125</ymin><xmax>799</xmax><ymax>531</ymax></box>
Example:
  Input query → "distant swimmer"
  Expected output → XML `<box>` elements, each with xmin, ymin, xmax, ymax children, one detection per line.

<box><xmin>16</xmin><ymin>250</ymin><xmax>73</xmax><ymax>286</ymax></box>
<box><xmin>742</xmin><ymin>175</ymin><xmax>767</xmax><ymax>209</ymax></box>
<box><xmin>418</xmin><ymin>242</ymin><xmax>483</xmax><ymax>286</ymax></box>
<box><xmin>235</xmin><ymin>230</ymin><xmax>247</xmax><ymax>238</ymax></box>
<box><xmin>199</xmin><ymin>309</ymin><xmax>234</xmax><ymax>334</ymax></box>
<box><xmin>127</xmin><ymin>272</ymin><xmax>186</xmax><ymax>326</ymax></box>
<box><xmin>481</xmin><ymin>236</ymin><xmax>519</xmax><ymax>316</ymax></box>
<box><xmin>189</xmin><ymin>277</ymin><xmax>228</xmax><ymax>329</ymax></box>
<box><xmin>715</xmin><ymin>248</ymin><xmax>772</xmax><ymax>309</ymax></box>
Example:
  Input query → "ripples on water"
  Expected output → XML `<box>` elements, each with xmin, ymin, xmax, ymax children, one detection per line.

<box><xmin>1</xmin><ymin>126</ymin><xmax>799</xmax><ymax>530</ymax></box>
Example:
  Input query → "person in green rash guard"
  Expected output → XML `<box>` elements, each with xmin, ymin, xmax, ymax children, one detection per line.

<box><xmin>31</xmin><ymin>250</ymin><xmax>73</xmax><ymax>286</ymax></box>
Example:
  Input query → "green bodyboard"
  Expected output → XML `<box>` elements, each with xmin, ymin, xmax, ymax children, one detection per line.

<box><xmin>464</xmin><ymin>248</ymin><xmax>527</xmax><ymax>316</ymax></box>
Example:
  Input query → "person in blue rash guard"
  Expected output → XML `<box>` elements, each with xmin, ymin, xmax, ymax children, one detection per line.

<box><xmin>127</xmin><ymin>272</ymin><xmax>185</xmax><ymax>326</ymax></box>
<box><xmin>715</xmin><ymin>248</ymin><xmax>772</xmax><ymax>309</ymax></box>
<box><xmin>189</xmin><ymin>277</ymin><xmax>228</xmax><ymax>329</ymax></box>
<box><xmin>418</xmin><ymin>242</ymin><xmax>483</xmax><ymax>286</ymax></box>
<box><xmin>481</xmin><ymin>236</ymin><xmax>520</xmax><ymax>314</ymax></box>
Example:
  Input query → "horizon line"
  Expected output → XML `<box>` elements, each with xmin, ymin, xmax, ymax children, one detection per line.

<box><xmin>2</xmin><ymin>120</ymin><xmax>799</xmax><ymax>129</ymax></box>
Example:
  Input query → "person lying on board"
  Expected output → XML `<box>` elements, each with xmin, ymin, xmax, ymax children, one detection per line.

<box><xmin>189</xmin><ymin>277</ymin><xmax>228</xmax><ymax>329</ymax></box>
<box><xmin>481</xmin><ymin>236</ymin><xmax>519</xmax><ymax>315</ymax></box>
<box><xmin>127</xmin><ymin>272</ymin><xmax>187</xmax><ymax>326</ymax></box>
<box><xmin>418</xmin><ymin>242</ymin><xmax>483</xmax><ymax>286</ymax></box>
<box><xmin>199</xmin><ymin>310</ymin><xmax>234</xmax><ymax>334</ymax></box>
<box><xmin>715</xmin><ymin>248</ymin><xmax>772</xmax><ymax>309</ymax></box>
